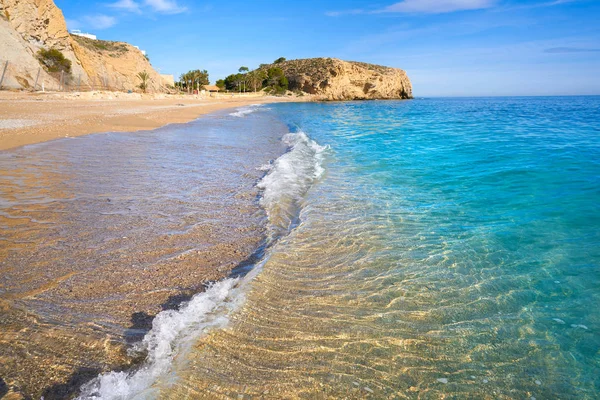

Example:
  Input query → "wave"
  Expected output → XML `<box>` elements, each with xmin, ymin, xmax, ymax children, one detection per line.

<box><xmin>258</xmin><ymin>130</ymin><xmax>328</xmax><ymax>242</ymax></box>
<box><xmin>229</xmin><ymin>104</ymin><xmax>267</xmax><ymax>117</ymax></box>
<box><xmin>76</xmin><ymin>129</ymin><xmax>327</xmax><ymax>400</ymax></box>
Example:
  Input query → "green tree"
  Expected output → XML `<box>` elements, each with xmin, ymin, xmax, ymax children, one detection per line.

<box><xmin>179</xmin><ymin>72</ymin><xmax>191</xmax><ymax>93</ymax></box>
<box><xmin>216</xmin><ymin>79</ymin><xmax>226</xmax><ymax>90</ymax></box>
<box><xmin>179</xmin><ymin>69</ymin><xmax>209</xmax><ymax>93</ymax></box>
<box><xmin>238</xmin><ymin>66</ymin><xmax>249</xmax><ymax>73</ymax></box>
<box><xmin>266</xmin><ymin>67</ymin><xmax>288</xmax><ymax>94</ymax></box>
<box><xmin>247</xmin><ymin>69</ymin><xmax>267</xmax><ymax>92</ymax></box>
<box><xmin>137</xmin><ymin>70</ymin><xmax>151</xmax><ymax>93</ymax></box>
<box><xmin>274</xmin><ymin>57</ymin><xmax>286</xmax><ymax>64</ymax></box>
<box><xmin>192</xmin><ymin>69</ymin><xmax>209</xmax><ymax>91</ymax></box>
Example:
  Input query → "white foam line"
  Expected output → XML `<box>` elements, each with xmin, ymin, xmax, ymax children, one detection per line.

<box><xmin>229</xmin><ymin>104</ymin><xmax>266</xmax><ymax>117</ymax></box>
<box><xmin>77</xmin><ymin>129</ymin><xmax>328</xmax><ymax>400</ymax></box>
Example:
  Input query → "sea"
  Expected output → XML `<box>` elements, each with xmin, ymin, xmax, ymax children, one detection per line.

<box><xmin>3</xmin><ymin>97</ymin><xmax>600</xmax><ymax>399</ymax></box>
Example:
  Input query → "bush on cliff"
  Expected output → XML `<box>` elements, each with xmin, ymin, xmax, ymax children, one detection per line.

<box><xmin>37</xmin><ymin>48</ymin><xmax>72</xmax><ymax>74</ymax></box>
<box><xmin>265</xmin><ymin>67</ymin><xmax>288</xmax><ymax>95</ymax></box>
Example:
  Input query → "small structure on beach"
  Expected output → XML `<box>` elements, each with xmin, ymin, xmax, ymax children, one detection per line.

<box><xmin>203</xmin><ymin>85</ymin><xmax>220</xmax><ymax>93</ymax></box>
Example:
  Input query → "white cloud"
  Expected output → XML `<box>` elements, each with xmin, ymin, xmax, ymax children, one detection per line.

<box><xmin>65</xmin><ymin>19</ymin><xmax>82</xmax><ymax>30</ymax></box>
<box><xmin>325</xmin><ymin>9</ymin><xmax>365</xmax><ymax>17</ymax></box>
<box><xmin>144</xmin><ymin>0</ymin><xmax>187</xmax><ymax>14</ymax></box>
<box><xmin>108</xmin><ymin>0</ymin><xmax>141</xmax><ymax>13</ymax></box>
<box><xmin>380</xmin><ymin>0</ymin><xmax>496</xmax><ymax>14</ymax></box>
<box><xmin>82</xmin><ymin>14</ymin><xmax>118</xmax><ymax>29</ymax></box>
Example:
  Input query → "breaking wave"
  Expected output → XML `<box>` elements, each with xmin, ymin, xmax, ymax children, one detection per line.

<box><xmin>77</xmin><ymin>129</ymin><xmax>327</xmax><ymax>400</ymax></box>
<box><xmin>229</xmin><ymin>104</ymin><xmax>267</xmax><ymax>117</ymax></box>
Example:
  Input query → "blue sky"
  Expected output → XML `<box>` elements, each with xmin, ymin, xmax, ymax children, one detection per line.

<box><xmin>56</xmin><ymin>0</ymin><xmax>600</xmax><ymax>96</ymax></box>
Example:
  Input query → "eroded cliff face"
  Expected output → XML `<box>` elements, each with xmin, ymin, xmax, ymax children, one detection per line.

<box><xmin>0</xmin><ymin>0</ymin><xmax>89</xmax><ymax>86</ymax></box>
<box><xmin>1</xmin><ymin>0</ymin><xmax>69</xmax><ymax>46</ymax></box>
<box><xmin>273</xmin><ymin>58</ymin><xmax>413</xmax><ymax>101</ymax></box>
<box><xmin>0</xmin><ymin>0</ymin><xmax>164</xmax><ymax>91</ymax></box>
<box><xmin>70</xmin><ymin>35</ymin><xmax>164</xmax><ymax>92</ymax></box>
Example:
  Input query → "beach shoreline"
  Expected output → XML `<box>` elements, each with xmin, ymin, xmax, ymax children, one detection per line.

<box><xmin>0</xmin><ymin>99</ymin><xmax>294</xmax><ymax>398</ymax></box>
<box><xmin>0</xmin><ymin>91</ymin><xmax>306</xmax><ymax>151</ymax></box>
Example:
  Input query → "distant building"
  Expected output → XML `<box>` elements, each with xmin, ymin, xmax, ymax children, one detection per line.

<box><xmin>161</xmin><ymin>74</ymin><xmax>175</xmax><ymax>87</ymax></box>
<box><xmin>70</xmin><ymin>30</ymin><xmax>97</xmax><ymax>40</ymax></box>
<box><xmin>203</xmin><ymin>85</ymin><xmax>220</xmax><ymax>92</ymax></box>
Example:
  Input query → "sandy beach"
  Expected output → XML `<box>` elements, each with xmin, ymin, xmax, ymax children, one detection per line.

<box><xmin>0</xmin><ymin>91</ymin><xmax>303</xmax><ymax>151</ymax></box>
<box><xmin>0</xmin><ymin>91</ymin><xmax>297</xmax><ymax>398</ymax></box>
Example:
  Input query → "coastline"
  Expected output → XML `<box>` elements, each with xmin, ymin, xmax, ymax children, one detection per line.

<box><xmin>0</xmin><ymin>103</ymin><xmax>292</xmax><ymax>399</ymax></box>
<box><xmin>0</xmin><ymin>91</ymin><xmax>307</xmax><ymax>151</ymax></box>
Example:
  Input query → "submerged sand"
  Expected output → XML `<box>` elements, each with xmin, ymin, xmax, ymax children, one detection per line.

<box><xmin>0</xmin><ymin>93</ymin><xmax>293</xmax><ymax>398</ymax></box>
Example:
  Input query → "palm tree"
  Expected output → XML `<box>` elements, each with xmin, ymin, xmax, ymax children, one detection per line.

<box><xmin>137</xmin><ymin>70</ymin><xmax>150</xmax><ymax>93</ymax></box>
<box><xmin>193</xmin><ymin>69</ymin><xmax>202</xmax><ymax>93</ymax></box>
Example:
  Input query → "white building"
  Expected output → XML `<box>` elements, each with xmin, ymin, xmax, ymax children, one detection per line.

<box><xmin>70</xmin><ymin>30</ymin><xmax>97</xmax><ymax>40</ymax></box>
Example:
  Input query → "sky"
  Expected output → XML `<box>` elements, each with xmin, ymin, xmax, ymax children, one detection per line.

<box><xmin>56</xmin><ymin>0</ymin><xmax>600</xmax><ymax>96</ymax></box>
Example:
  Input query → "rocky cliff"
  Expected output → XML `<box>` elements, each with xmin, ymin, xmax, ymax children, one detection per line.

<box><xmin>269</xmin><ymin>58</ymin><xmax>412</xmax><ymax>100</ymax></box>
<box><xmin>0</xmin><ymin>0</ymin><xmax>164</xmax><ymax>91</ymax></box>
<box><xmin>70</xmin><ymin>35</ymin><xmax>164</xmax><ymax>92</ymax></box>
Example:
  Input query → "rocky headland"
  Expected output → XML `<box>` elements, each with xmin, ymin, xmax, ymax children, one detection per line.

<box><xmin>262</xmin><ymin>57</ymin><xmax>413</xmax><ymax>101</ymax></box>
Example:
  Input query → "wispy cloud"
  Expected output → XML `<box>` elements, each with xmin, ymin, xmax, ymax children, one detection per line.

<box><xmin>81</xmin><ymin>14</ymin><xmax>118</xmax><ymax>29</ymax></box>
<box><xmin>379</xmin><ymin>0</ymin><xmax>496</xmax><ymax>14</ymax></box>
<box><xmin>545</xmin><ymin>47</ymin><xmax>600</xmax><ymax>53</ymax></box>
<box><xmin>495</xmin><ymin>0</ymin><xmax>581</xmax><ymax>12</ymax></box>
<box><xmin>65</xmin><ymin>19</ymin><xmax>82</xmax><ymax>30</ymax></box>
<box><xmin>144</xmin><ymin>0</ymin><xmax>187</xmax><ymax>14</ymax></box>
<box><xmin>326</xmin><ymin>0</ymin><xmax>496</xmax><ymax>17</ymax></box>
<box><xmin>107</xmin><ymin>0</ymin><xmax>141</xmax><ymax>13</ymax></box>
<box><xmin>325</xmin><ymin>9</ymin><xmax>365</xmax><ymax>17</ymax></box>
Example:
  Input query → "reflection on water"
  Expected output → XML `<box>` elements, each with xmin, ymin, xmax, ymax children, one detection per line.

<box><xmin>0</xmin><ymin>110</ymin><xmax>287</xmax><ymax>398</ymax></box>
<box><xmin>162</xmin><ymin>98</ymin><xmax>599</xmax><ymax>399</ymax></box>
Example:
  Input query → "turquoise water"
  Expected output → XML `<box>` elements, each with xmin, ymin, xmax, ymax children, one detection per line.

<box><xmin>79</xmin><ymin>97</ymin><xmax>600</xmax><ymax>399</ymax></box>
<box><xmin>256</xmin><ymin>97</ymin><xmax>600</xmax><ymax>397</ymax></box>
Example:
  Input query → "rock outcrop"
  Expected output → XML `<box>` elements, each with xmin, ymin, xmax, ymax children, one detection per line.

<box><xmin>70</xmin><ymin>35</ymin><xmax>164</xmax><ymax>92</ymax></box>
<box><xmin>267</xmin><ymin>58</ymin><xmax>412</xmax><ymax>100</ymax></box>
<box><xmin>0</xmin><ymin>0</ymin><xmax>164</xmax><ymax>91</ymax></box>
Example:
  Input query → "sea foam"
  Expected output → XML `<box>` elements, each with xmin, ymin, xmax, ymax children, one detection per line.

<box><xmin>77</xmin><ymin>129</ymin><xmax>327</xmax><ymax>400</ymax></box>
<box><xmin>257</xmin><ymin>130</ymin><xmax>328</xmax><ymax>242</ymax></box>
<box><xmin>229</xmin><ymin>104</ymin><xmax>267</xmax><ymax>117</ymax></box>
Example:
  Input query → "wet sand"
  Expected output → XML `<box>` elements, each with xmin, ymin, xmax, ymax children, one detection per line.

<box><xmin>0</xmin><ymin>91</ymin><xmax>302</xmax><ymax>151</ymax></box>
<box><xmin>0</xmin><ymin>105</ymin><xmax>290</xmax><ymax>398</ymax></box>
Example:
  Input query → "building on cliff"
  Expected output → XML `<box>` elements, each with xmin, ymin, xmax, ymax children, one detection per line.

<box><xmin>0</xmin><ymin>0</ymin><xmax>165</xmax><ymax>92</ymax></box>
<box><xmin>70</xmin><ymin>29</ymin><xmax>96</xmax><ymax>40</ymax></box>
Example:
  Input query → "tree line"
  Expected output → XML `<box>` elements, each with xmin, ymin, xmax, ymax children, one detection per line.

<box><xmin>177</xmin><ymin>69</ymin><xmax>209</xmax><ymax>93</ymax></box>
<box><xmin>175</xmin><ymin>57</ymin><xmax>289</xmax><ymax>95</ymax></box>
<box><xmin>216</xmin><ymin>57</ymin><xmax>289</xmax><ymax>95</ymax></box>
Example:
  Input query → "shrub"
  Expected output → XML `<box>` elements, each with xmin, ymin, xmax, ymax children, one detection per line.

<box><xmin>37</xmin><ymin>48</ymin><xmax>72</xmax><ymax>74</ymax></box>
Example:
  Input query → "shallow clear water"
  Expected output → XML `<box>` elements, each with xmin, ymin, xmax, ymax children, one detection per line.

<box><xmin>154</xmin><ymin>97</ymin><xmax>600</xmax><ymax>399</ymax></box>
<box><xmin>8</xmin><ymin>98</ymin><xmax>596</xmax><ymax>399</ymax></box>
<box><xmin>0</xmin><ymin>106</ymin><xmax>289</xmax><ymax>397</ymax></box>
